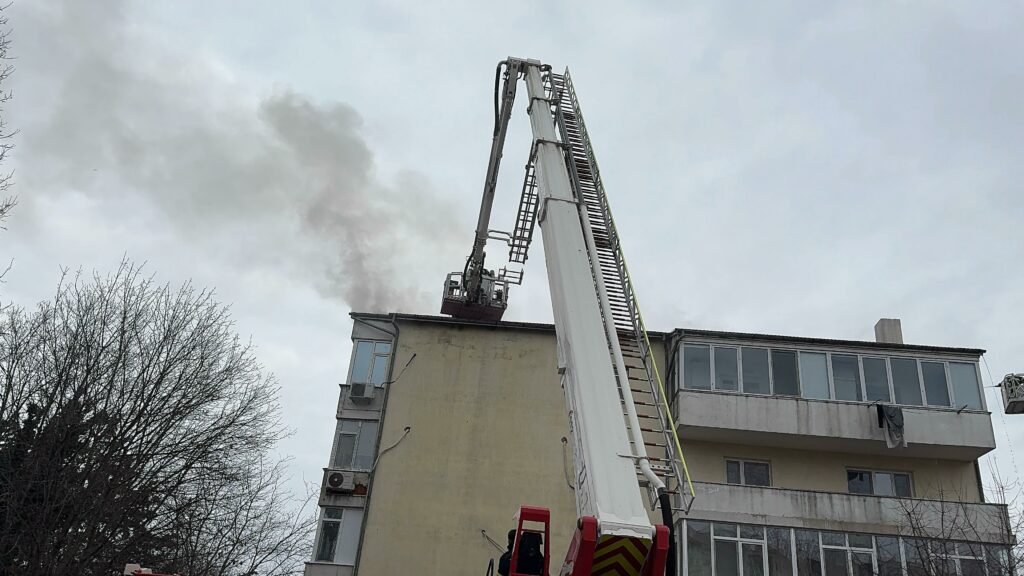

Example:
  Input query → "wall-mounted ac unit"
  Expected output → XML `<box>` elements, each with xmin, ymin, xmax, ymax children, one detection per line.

<box><xmin>350</xmin><ymin>381</ymin><xmax>375</xmax><ymax>404</ymax></box>
<box><xmin>326</xmin><ymin>470</ymin><xmax>356</xmax><ymax>493</ymax></box>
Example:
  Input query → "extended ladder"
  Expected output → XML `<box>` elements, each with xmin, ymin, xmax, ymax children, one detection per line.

<box><xmin>548</xmin><ymin>70</ymin><xmax>695</xmax><ymax>513</ymax></box>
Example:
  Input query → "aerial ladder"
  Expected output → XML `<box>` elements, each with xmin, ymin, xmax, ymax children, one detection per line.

<box><xmin>441</xmin><ymin>58</ymin><xmax>695</xmax><ymax>576</ymax></box>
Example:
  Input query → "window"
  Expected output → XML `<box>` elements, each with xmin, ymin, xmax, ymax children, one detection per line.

<box><xmin>771</xmin><ymin>350</ymin><xmax>800</xmax><ymax>396</ymax></box>
<box><xmin>726</xmin><ymin>459</ymin><xmax>771</xmax><ymax>487</ymax></box>
<box><xmin>766</xmin><ymin>527</ymin><xmax>791</xmax><ymax>576</ymax></box>
<box><xmin>715</xmin><ymin>347</ymin><xmax>740</xmax><ymax>391</ymax></box>
<box><xmin>921</xmin><ymin>361</ymin><xmax>951</xmax><ymax>407</ymax></box>
<box><xmin>800</xmin><ymin>352</ymin><xmax>830</xmax><ymax>400</ymax></box>
<box><xmin>685</xmin><ymin>523</ymin><xmax>1013</xmax><ymax>576</ymax></box>
<box><xmin>742</xmin><ymin>348</ymin><xmax>771</xmax><ymax>395</ymax></box>
<box><xmin>350</xmin><ymin>340</ymin><xmax>392</xmax><ymax>386</ymax></box>
<box><xmin>315</xmin><ymin>507</ymin><xmax>364</xmax><ymax>564</ymax></box>
<box><xmin>688</xmin><ymin>520</ymin><xmax>712</xmax><ymax>575</ymax></box>
<box><xmin>862</xmin><ymin>357</ymin><xmax>891</xmax><ymax>403</ymax></box>
<box><xmin>819</xmin><ymin>532</ymin><xmax>875</xmax><ymax>576</ymax></box>
<box><xmin>891</xmin><ymin>358</ymin><xmax>923</xmax><ymax>406</ymax></box>
<box><xmin>334</xmin><ymin>419</ymin><xmax>379</xmax><ymax>470</ymax></box>
<box><xmin>712</xmin><ymin>523</ymin><xmax>766</xmax><ymax>576</ymax></box>
<box><xmin>831</xmin><ymin>355</ymin><xmax>862</xmax><ymax>401</ymax></box>
<box><xmin>847</xmin><ymin>469</ymin><xmax>912</xmax><ymax>497</ymax></box>
<box><xmin>684</xmin><ymin>344</ymin><xmax>712</xmax><ymax>390</ymax></box>
<box><xmin>950</xmin><ymin>363</ymin><xmax>983</xmax><ymax>410</ymax></box>
<box><xmin>677</xmin><ymin>342</ymin><xmax>983</xmax><ymax>411</ymax></box>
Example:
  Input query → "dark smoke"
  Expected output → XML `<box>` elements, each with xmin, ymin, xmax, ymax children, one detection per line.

<box><xmin>15</xmin><ymin>0</ymin><xmax>460</xmax><ymax>312</ymax></box>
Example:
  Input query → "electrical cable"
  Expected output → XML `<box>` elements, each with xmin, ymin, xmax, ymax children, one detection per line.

<box><xmin>982</xmin><ymin>354</ymin><xmax>1020</xmax><ymax>481</ymax></box>
<box><xmin>371</xmin><ymin>426</ymin><xmax>411</xmax><ymax>472</ymax></box>
<box><xmin>480</xmin><ymin>529</ymin><xmax>505</xmax><ymax>553</ymax></box>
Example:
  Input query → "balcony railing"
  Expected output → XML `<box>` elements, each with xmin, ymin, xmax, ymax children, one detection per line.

<box><xmin>688</xmin><ymin>481</ymin><xmax>1010</xmax><ymax>544</ymax></box>
<box><xmin>675</xmin><ymin>389</ymin><xmax>996</xmax><ymax>460</ymax></box>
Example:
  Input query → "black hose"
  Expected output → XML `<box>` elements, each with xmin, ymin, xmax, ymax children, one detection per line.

<box><xmin>493</xmin><ymin>61</ymin><xmax>505</xmax><ymax>137</ymax></box>
<box><xmin>659</xmin><ymin>492</ymin><xmax>676</xmax><ymax>576</ymax></box>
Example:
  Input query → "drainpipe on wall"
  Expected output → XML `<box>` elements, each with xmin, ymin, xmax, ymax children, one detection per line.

<box><xmin>349</xmin><ymin>313</ymin><xmax>402</xmax><ymax>576</ymax></box>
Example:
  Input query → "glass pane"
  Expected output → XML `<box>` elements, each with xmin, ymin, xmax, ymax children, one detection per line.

<box><xmin>353</xmin><ymin>421</ymin><xmax>379</xmax><ymax>470</ymax></box>
<box><xmin>847</xmin><ymin>470</ymin><xmax>872</xmax><ymax>495</ymax></box>
<box><xmin>340</xmin><ymin>419</ymin><xmax>360</xmax><ymax>433</ymax></box>
<box><xmin>743</xmin><ymin>543</ymin><xmax>766</xmax><ymax>576</ymax></box>
<box><xmin>334</xmin><ymin>433</ymin><xmax>357</xmax><ymax>468</ymax></box>
<box><xmin>848</xmin><ymin>534</ymin><xmax>872</xmax><ymax>549</ymax></box>
<box><xmin>324</xmin><ymin>507</ymin><xmax>344</xmax><ymax>520</ymax></box>
<box><xmin>894</xmin><ymin>474</ymin><xmax>912</xmax><ymax>497</ymax></box>
<box><xmin>986</xmin><ymin>546</ymin><xmax>1010</xmax><ymax>576</ymax></box>
<box><xmin>821</xmin><ymin>532</ymin><xmax>845</xmax><ymax>546</ymax></box>
<box><xmin>851</xmin><ymin>552</ymin><xmax>873</xmax><ymax>576</ymax></box>
<box><xmin>316</xmin><ymin>518</ymin><xmax>340</xmax><ymax>561</ymax></box>
<box><xmin>796</xmin><ymin>530</ymin><xmax>822</xmax><ymax>576</ymax></box>
<box><xmin>772</xmin><ymin>350</ymin><xmax>800</xmax><ymax>396</ymax></box>
<box><xmin>687</xmin><ymin>521</ymin><xmax>712</xmax><ymax>576</ymax></box>
<box><xmin>904</xmin><ymin>539</ymin><xmax>928</xmax><ymax>576</ymax></box>
<box><xmin>961</xmin><ymin>558</ymin><xmax>985</xmax><ymax>576</ymax></box>
<box><xmin>831</xmin><ymin>355</ymin><xmax>862</xmax><ymax>401</ymax></box>
<box><xmin>742</xmin><ymin>348</ymin><xmax>771</xmax><ymax>395</ymax></box>
<box><xmin>684</xmin><ymin>345</ymin><xmax>712</xmax><ymax>390</ymax></box>
<box><xmin>715</xmin><ymin>540</ymin><xmax>740</xmax><ymax>576</ymax></box>
<box><xmin>727</xmin><ymin>460</ymin><xmax>742</xmax><ymax>484</ymax></box>
<box><xmin>800</xmin><ymin>352</ymin><xmax>830</xmax><ymax>399</ymax></box>
<box><xmin>336</xmin><ymin>508</ymin><xmax>363</xmax><ymax>565</ymax></box>
<box><xmin>744</xmin><ymin>462</ymin><xmax>771</xmax><ymax>487</ymax></box>
<box><xmin>863</xmin><ymin>357</ymin><xmax>891</xmax><ymax>402</ymax></box>
<box><xmin>715</xmin><ymin>523</ymin><xmax>739</xmax><ymax>538</ymax></box>
<box><xmin>922</xmin><ymin>361</ymin><xmax>951</xmax><ymax>406</ymax></box>
<box><xmin>370</xmin><ymin>355</ymin><xmax>389</xmax><ymax>385</ymax></box>
<box><xmin>938</xmin><ymin>558</ymin><xmax>958</xmax><ymax>576</ymax></box>
<box><xmin>891</xmin><ymin>358</ymin><xmax>923</xmax><ymax>405</ymax></box>
<box><xmin>877</xmin><ymin>537</ymin><xmax>902</xmax><ymax>576</ymax></box>
<box><xmin>767</xmin><ymin>528</ymin><xmax>792</xmax><ymax>576</ymax></box>
<box><xmin>374</xmin><ymin>341</ymin><xmax>392</xmax><ymax>354</ymax></box>
<box><xmin>350</xmin><ymin>341</ymin><xmax>374</xmax><ymax>384</ymax></box>
<box><xmin>823</xmin><ymin>548</ymin><xmax>850</xmax><ymax>576</ymax></box>
<box><xmin>715</xmin><ymin>347</ymin><xmax>740</xmax><ymax>391</ymax></box>
<box><xmin>740</xmin><ymin>525</ymin><xmax>765</xmax><ymax>540</ymax></box>
<box><xmin>874</xmin><ymin>472</ymin><xmax>895</xmax><ymax>496</ymax></box>
<box><xmin>950</xmin><ymin>363</ymin><xmax>983</xmax><ymax>410</ymax></box>
<box><xmin>957</xmin><ymin>542</ymin><xmax>982</xmax><ymax>557</ymax></box>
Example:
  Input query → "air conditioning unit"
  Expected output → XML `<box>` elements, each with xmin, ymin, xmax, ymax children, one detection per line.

<box><xmin>326</xmin><ymin>470</ymin><xmax>356</xmax><ymax>493</ymax></box>
<box><xmin>350</xmin><ymin>381</ymin><xmax>375</xmax><ymax>404</ymax></box>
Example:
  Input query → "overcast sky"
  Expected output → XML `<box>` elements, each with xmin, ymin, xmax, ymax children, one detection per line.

<box><xmin>5</xmin><ymin>1</ymin><xmax>1023</xmax><ymax>500</ymax></box>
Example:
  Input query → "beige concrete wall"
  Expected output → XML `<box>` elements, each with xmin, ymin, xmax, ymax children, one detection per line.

<box><xmin>679</xmin><ymin>440</ymin><xmax>981</xmax><ymax>501</ymax></box>
<box><xmin>356</xmin><ymin>322</ymin><xmax>577</xmax><ymax>576</ymax></box>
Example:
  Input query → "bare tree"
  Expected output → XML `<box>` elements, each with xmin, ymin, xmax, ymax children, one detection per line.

<box><xmin>0</xmin><ymin>262</ymin><xmax>313</xmax><ymax>576</ymax></box>
<box><xmin>0</xmin><ymin>2</ymin><xmax>14</xmax><ymax>228</ymax></box>
<box><xmin>892</xmin><ymin>484</ymin><xmax>1018</xmax><ymax>576</ymax></box>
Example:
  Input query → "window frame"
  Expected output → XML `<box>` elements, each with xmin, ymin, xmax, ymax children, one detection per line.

<box><xmin>348</xmin><ymin>339</ymin><xmax>393</xmax><ymax>388</ymax></box>
<box><xmin>313</xmin><ymin>507</ymin><xmax>364</xmax><ymax>565</ymax></box>
<box><xmin>675</xmin><ymin>340</ymin><xmax>985</xmax><ymax>413</ymax></box>
<box><xmin>681</xmin><ymin>521</ymin><xmax>1010</xmax><ymax>576</ymax></box>
<box><xmin>726</xmin><ymin>458</ymin><xmax>773</xmax><ymax>487</ymax></box>
<box><xmin>846</xmin><ymin>468</ymin><xmax>913</xmax><ymax>498</ymax></box>
<box><xmin>332</xmin><ymin>418</ymin><xmax>380</xmax><ymax>471</ymax></box>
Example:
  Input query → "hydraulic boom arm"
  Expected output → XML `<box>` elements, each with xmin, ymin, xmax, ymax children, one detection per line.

<box><xmin>441</xmin><ymin>58</ymin><xmax>691</xmax><ymax>576</ymax></box>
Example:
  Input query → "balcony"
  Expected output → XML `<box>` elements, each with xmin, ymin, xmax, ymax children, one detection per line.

<box><xmin>675</xmin><ymin>389</ymin><xmax>996</xmax><ymax>460</ymax></box>
<box><xmin>688</xmin><ymin>481</ymin><xmax>1010</xmax><ymax>544</ymax></box>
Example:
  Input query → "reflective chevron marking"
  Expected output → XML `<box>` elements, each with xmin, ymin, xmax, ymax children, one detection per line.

<box><xmin>590</xmin><ymin>535</ymin><xmax>650</xmax><ymax>576</ymax></box>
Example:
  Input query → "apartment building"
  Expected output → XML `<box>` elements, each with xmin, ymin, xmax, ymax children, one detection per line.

<box><xmin>304</xmin><ymin>313</ymin><xmax>1010</xmax><ymax>576</ymax></box>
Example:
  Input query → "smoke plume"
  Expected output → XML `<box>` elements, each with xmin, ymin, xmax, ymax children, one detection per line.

<box><xmin>14</xmin><ymin>0</ymin><xmax>461</xmax><ymax>312</ymax></box>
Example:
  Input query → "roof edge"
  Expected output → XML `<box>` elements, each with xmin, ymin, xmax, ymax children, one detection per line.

<box><xmin>349</xmin><ymin>312</ymin><xmax>985</xmax><ymax>356</ymax></box>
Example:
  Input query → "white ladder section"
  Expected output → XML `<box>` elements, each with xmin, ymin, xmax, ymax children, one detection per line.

<box><xmin>548</xmin><ymin>70</ymin><xmax>694</xmax><ymax>512</ymax></box>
